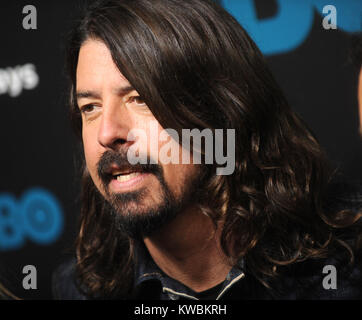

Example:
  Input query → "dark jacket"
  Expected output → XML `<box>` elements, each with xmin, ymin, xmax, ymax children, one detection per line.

<box><xmin>52</xmin><ymin>179</ymin><xmax>362</xmax><ymax>300</ymax></box>
<box><xmin>52</xmin><ymin>243</ymin><xmax>362</xmax><ymax>300</ymax></box>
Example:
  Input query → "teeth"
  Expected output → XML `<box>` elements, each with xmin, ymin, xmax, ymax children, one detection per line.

<box><xmin>116</xmin><ymin>172</ymin><xmax>141</xmax><ymax>183</ymax></box>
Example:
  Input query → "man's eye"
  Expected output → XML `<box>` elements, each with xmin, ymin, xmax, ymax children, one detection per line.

<box><xmin>80</xmin><ymin>104</ymin><xmax>97</xmax><ymax>114</ymax></box>
<box><xmin>130</xmin><ymin>96</ymin><xmax>146</xmax><ymax>106</ymax></box>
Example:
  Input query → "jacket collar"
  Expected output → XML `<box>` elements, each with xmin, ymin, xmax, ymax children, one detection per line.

<box><xmin>132</xmin><ymin>240</ymin><xmax>246</xmax><ymax>300</ymax></box>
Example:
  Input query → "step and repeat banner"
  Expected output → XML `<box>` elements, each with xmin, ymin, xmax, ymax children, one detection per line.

<box><xmin>0</xmin><ymin>0</ymin><xmax>361</xmax><ymax>299</ymax></box>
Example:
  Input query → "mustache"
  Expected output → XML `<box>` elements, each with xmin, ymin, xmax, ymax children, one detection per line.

<box><xmin>97</xmin><ymin>149</ymin><xmax>163</xmax><ymax>189</ymax></box>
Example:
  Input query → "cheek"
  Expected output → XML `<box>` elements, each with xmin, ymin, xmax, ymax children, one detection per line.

<box><xmin>132</xmin><ymin>119</ymin><xmax>164</xmax><ymax>162</ymax></box>
<box><xmin>155</xmin><ymin>128</ymin><xmax>198</xmax><ymax>194</ymax></box>
<box><xmin>82</xmin><ymin>127</ymin><xmax>101</xmax><ymax>181</ymax></box>
<box><xmin>162</xmin><ymin>162</ymin><xmax>198</xmax><ymax>197</ymax></box>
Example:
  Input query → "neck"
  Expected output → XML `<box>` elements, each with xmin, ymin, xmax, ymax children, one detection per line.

<box><xmin>143</xmin><ymin>206</ymin><xmax>232</xmax><ymax>292</ymax></box>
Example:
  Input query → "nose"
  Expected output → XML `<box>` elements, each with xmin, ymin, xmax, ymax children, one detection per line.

<box><xmin>97</xmin><ymin>103</ymin><xmax>132</xmax><ymax>150</ymax></box>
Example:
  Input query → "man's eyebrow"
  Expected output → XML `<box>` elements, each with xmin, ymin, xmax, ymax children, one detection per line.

<box><xmin>75</xmin><ymin>85</ymin><xmax>136</xmax><ymax>100</ymax></box>
<box><xmin>76</xmin><ymin>90</ymin><xmax>101</xmax><ymax>100</ymax></box>
<box><xmin>112</xmin><ymin>85</ymin><xmax>135</xmax><ymax>96</ymax></box>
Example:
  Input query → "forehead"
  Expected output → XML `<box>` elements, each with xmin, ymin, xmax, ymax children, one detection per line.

<box><xmin>76</xmin><ymin>39</ymin><xmax>130</xmax><ymax>91</ymax></box>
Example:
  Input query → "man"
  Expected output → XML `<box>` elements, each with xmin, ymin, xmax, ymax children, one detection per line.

<box><xmin>53</xmin><ymin>0</ymin><xmax>362</xmax><ymax>300</ymax></box>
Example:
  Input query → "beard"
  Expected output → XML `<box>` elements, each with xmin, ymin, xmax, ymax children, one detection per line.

<box><xmin>96</xmin><ymin>149</ymin><xmax>205</xmax><ymax>239</ymax></box>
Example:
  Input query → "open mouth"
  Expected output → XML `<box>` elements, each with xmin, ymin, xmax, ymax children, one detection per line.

<box><xmin>112</xmin><ymin>171</ymin><xmax>143</xmax><ymax>183</ymax></box>
<box><xmin>107</xmin><ymin>167</ymin><xmax>150</xmax><ymax>192</ymax></box>
<box><xmin>98</xmin><ymin>160</ymin><xmax>160</xmax><ymax>190</ymax></box>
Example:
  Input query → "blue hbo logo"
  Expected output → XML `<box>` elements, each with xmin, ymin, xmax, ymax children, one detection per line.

<box><xmin>221</xmin><ymin>0</ymin><xmax>362</xmax><ymax>55</ymax></box>
<box><xmin>0</xmin><ymin>188</ymin><xmax>63</xmax><ymax>250</ymax></box>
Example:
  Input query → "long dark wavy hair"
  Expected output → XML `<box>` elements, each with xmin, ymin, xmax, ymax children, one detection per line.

<box><xmin>65</xmin><ymin>0</ymin><xmax>362</xmax><ymax>298</ymax></box>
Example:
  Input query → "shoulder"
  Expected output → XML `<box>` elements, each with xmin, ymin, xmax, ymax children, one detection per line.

<box><xmin>52</xmin><ymin>258</ymin><xmax>88</xmax><ymax>300</ymax></box>
<box><xmin>271</xmin><ymin>178</ymin><xmax>362</xmax><ymax>299</ymax></box>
